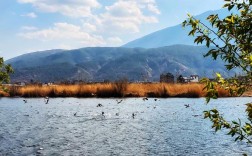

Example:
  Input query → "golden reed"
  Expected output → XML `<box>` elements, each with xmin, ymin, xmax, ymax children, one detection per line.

<box><xmin>1</xmin><ymin>82</ymin><xmax>231</xmax><ymax>98</ymax></box>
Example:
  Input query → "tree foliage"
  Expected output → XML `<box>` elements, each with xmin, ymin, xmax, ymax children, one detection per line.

<box><xmin>0</xmin><ymin>57</ymin><xmax>13</xmax><ymax>91</ymax></box>
<box><xmin>183</xmin><ymin>0</ymin><xmax>252</xmax><ymax>143</ymax></box>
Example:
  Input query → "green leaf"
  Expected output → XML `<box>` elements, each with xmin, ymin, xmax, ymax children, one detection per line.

<box><xmin>183</xmin><ymin>1</ymin><xmax>252</xmax><ymax>145</ymax></box>
<box><xmin>211</xmin><ymin>109</ymin><xmax>218</xmax><ymax>114</ymax></box>
<box><xmin>206</xmin><ymin>39</ymin><xmax>210</xmax><ymax>47</ymax></box>
<box><xmin>235</xmin><ymin>136</ymin><xmax>240</xmax><ymax>141</ymax></box>
<box><xmin>232</xmin><ymin>121</ymin><xmax>239</xmax><ymax>125</ymax></box>
<box><xmin>228</xmin><ymin>5</ymin><xmax>234</xmax><ymax>11</ymax></box>
<box><xmin>216</xmin><ymin>73</ymin><xmax>221</xmax><ymax>78</ymax></box>
<box><xmin>206</xmin><ymin>97</ymin><xmax>210</xmax><ymax>103</ymax></box>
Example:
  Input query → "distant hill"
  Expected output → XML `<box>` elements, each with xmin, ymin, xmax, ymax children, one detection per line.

<box><xmin>6</xmin><ymin>45</ymin><xmax>237</xmax><ymax>83</ymax></box>
<box><xmin>123</xmin><ymin>9</ymin><xmax>229</xmax><ymax>48</ymax></box>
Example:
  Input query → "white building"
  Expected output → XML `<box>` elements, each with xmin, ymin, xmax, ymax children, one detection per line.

<box><xmin>190</xmin><ymin>75</ymin><xmax>199</xmax><ymax>83</ymax></box>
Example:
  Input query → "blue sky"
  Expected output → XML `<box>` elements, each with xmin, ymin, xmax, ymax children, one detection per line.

<box><xmin>1</xmin><ymin>0</ymin><xmax>224</xmax><ymax>59</ymax></box>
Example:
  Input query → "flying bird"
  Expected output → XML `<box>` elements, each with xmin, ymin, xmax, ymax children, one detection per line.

<box><xmin>116</xmin><ymin>99</ymin><xmax>123</xmax><ymax>104</ymax></box>
<box><xmin>184</xmin><ymin>104</ymin><xmax>190</xmax><ymax>108</ymax></box>
<box><xmin>143</xmin><ymin>97</ymin><xmax>148</xmax><ymax>101</ymax></box>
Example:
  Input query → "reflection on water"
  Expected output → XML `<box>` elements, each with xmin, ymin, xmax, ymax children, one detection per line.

<box><xmin>0</xmin><ymin>97</ymin><xmax>252</xmax><ymax>155</ymax></box>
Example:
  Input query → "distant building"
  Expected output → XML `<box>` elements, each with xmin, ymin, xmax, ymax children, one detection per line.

<box><xmin>42</xmin><ymin>82</ymin><xmax>54</xmax><ymax>86</ymax></box>
<box><xmin>183</xmin><ymin>77</ymin><xmax>191</xmax><ymax>83</ymax></box>
<box><xmin>160</xmin><ymin>73</ymin><xmax>174</xmax><ymax>83</ymax></box>
<box><xmin>177</xmin><ymin>75</ymin><xmax>199</xmax><ymax>83</ymax></box>
<box><xmin>190</xmin><ymin>75</ymin><xmax>199</xmax><ymax>83</ymax></box>
<box><xmin>15</xmin><ymin>82</ymin><xmax>26</xmax><ymax>86</ymax></box>
<box><xmin>177</xmin><ymin>75</ymin><xmax>185</xmax><ymax>83</ymax></box>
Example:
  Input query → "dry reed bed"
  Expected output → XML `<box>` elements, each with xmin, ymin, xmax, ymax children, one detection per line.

<box><xmin>4</xmin><ymin>83</ymin><xmax>231</xmax><ymax>98</ymax></box>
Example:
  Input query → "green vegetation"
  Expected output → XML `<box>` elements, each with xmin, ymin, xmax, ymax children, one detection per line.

<box><xmin>7</xmin><ymin>46</ymin><xmax>237</xmax><ymax>82</ymax></box>
<box><xmin>0</xmin><ymin>57</ymin><xmax>13</xmax><ymax>91</ymax></box>
<box><xmin>183</xmin><ymin>0</ymin><xmax>252</xmax><ymax>143</ymax></box>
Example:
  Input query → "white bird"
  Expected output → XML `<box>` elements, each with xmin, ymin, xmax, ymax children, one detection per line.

<box><xmin>44</xmin><ymin>97</ymin><xmax>49</xmax><ymax>104</ymax></box>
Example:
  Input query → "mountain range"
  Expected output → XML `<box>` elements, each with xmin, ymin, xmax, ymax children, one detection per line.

<box><xmin>6</xmin><ymin>9</ymin><xmax>236</xmax><ymax>83</ymax></box>
<box><xmin>7</xmin><ymin>45</ymin><xmax>235</xmax><ymax>83</ymax></box>
<box><xmin>123</xmin><ymin>9</ymin><xmax>229</xmax><ymax>48</ymax></box>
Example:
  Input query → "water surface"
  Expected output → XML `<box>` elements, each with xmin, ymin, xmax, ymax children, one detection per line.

<box><xmin>0</xmin><ymin>97</ymin><xmax>251</xmax><ymax>155</ymax></box>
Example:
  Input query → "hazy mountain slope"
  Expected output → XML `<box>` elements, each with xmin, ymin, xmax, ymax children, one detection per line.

<box><xmin>6</xmin><ymin>45</ymin><xmax>236</xmax><ymax>83</ymax></box>
<box><xmin>123</xmin><ymin>9</ymin><xmax>229</xmax><ymax>48</ymax></box>
<box><xmin>6</xmin><ymin>49</ymin><xmax>64</xmax><ymax>68</ymax></box>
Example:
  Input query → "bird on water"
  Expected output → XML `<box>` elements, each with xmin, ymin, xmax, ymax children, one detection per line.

<box><xmin>44</xmin><ymin>97</ymin><xmax>49</xmax><ymax>104</ymax></box>
<box><xmin>97</xmin><ymin>103</ymin><xmax>103</xmax><ymax>107</ymax></box>
<box><xmin>102</xmin><ymin>111</ymin><xmax>105</xmax><ymax>117</ymax></box>
<box><xmin>132</xmin><ymin>113</ymin><xmax>136</xmax><ymax>119</ymax></box>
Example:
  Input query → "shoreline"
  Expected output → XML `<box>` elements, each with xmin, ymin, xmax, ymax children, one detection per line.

<box><xmin>1</xmin><ymin>96</ymin><xmax>250</xmax><ymax>99</ymax></box>
<box><xmin>0</xmin><ymin>82</ymin><xmax>239</xmax><ymax>98</ymax></box>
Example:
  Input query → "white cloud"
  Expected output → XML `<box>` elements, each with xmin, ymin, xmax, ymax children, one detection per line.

<box><xmin>17</xmin><ymin>0</ymin><xmax>161</xmax><ymax>47</ymax></box>
<box><xmin>18</xmin><ymin>23</ymin><xmax>124</xmax><ymax>48</ymax></box>
<box><xmin>92</xmin><ymin>0</ymin><xmax>159</xmax><ymax>34</ymax></box>
<box><xmin>80</xmin><ymin>35</ymin><xmax>105</xmax><ymax>46</ymax></box>
<box><xmin>83</xmin><ymin>22</ymin><xmax>97</xmax><ymax>32</ymax></box>
<box><xmin>107</xmin><ymin>37</ymin><xmax>123</xmax><ymax>46</ymax></box>
<box><xmin>105</xmin><ymin>1</ymin><xmax>142</xmax><ymax>17</ymax></box>
<box><xmin>17</xmin><ymin>0</ymin><xmax>101</xmax><ymax>17</ymax></box>
<box><xmin>58</xmin><ymin>44</ymin><xmax>72</xmax><ymax>50</ymax></box>
<box><xmin>18</xmin><ymin>22</ymin><xmax>105</xmax><ymax>46</ymax></box>
<box><xmin>135</xmin><ymin>0</ymin><xmax>156</xmax><ymax>3</ymax></box>
<box><xmin>21</xmin><ymin>26</ymin><xmax>38</xmax><ymax>31</ymax></box>
<box><xmin>18</xmin><ymin>0</ymin><xmax>36</xmax><ymax>2</ymax></box>
<box><xmin>21</xmin><ymin>12</ymin><xmax>37</xmax><ymax>18</ymax></box>
<box><xmin>18</xmin><ymin>0</ymin><xmax>160</xmax><ymax>35</ymax></box>
<box><xmin>147</xmin><ymin>4</ymin><xmax>160</xmax><ymax>14</ymax></box>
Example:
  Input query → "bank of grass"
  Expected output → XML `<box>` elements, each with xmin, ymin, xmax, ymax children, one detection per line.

<box><xmin>3</xmin><ymin>82</ymin><xmax>232</xmax><ymax>98</ymax></box>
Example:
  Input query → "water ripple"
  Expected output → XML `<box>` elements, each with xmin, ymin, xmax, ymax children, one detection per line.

<box><xmin>0</xmin><ymin>97</ymin><xmax>251</xmax><ymax>155</ymax></box>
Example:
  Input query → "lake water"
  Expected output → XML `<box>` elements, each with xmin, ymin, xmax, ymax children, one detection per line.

<box><xmin>0</xmin><ymin>97</ymin><xmax>252</xmax><ymax>155</ymax></box>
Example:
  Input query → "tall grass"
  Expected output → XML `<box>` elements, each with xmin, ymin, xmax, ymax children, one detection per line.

<box><xmin>3</xmin><ymin>82</ymin><xmax>232</xmax><ymax>98</ymax></box>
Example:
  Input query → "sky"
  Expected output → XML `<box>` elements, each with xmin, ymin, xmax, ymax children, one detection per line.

<box><xmin>0</xmin><ymin>0</ymin><xmax>224</xmax><ymax>59</ymax></box>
